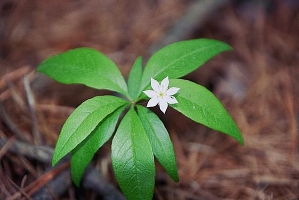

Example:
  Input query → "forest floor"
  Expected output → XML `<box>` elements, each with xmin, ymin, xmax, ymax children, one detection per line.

<box><xmin>1</xmin><ymin>0</ymin><xmax>299</xmax><ymax>199</ymax></box>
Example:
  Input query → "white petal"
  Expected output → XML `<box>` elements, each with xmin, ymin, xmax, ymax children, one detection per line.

<box><xmin>143</xmin><ymin>90</ymin><xmax>156</xmax><ymax>98</ymax></box>
<box><xmin>160</xmin><ymin>76</ymin><xmax>169</xmax><ymax>91</ymax></box>
<box><xmin>165</xmin><ymin>96</ymin><xmax>178</xmax><ymax>104</ymax></box>
<box><xmin>147</xmin><ymin>97</ymin><xmax>159</xmax><ymax>107</ymax></box>
<box><xmin>159</xmin><ymin>100</ymin><xmax>168</xmax><ymax>114</ymax></box>
<box><xmin>166</xmin><ymin>87</ymin><xmax>180</xmax><ymax>95</ymax></box>
<box><xmin>151</xmin><ymin>78</ymin><xmax>160</xmax><ymax>92</ymax></box>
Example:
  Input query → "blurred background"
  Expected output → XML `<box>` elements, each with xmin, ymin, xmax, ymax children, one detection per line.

<box><xmin>1</xmin><ymin>0</ymin><xmax>299</xmax><ymax>199</ymax></box>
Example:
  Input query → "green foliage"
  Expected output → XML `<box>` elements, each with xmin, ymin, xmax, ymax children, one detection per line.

<box><xmin>51</xmin><ymin>95</ymin><xmax>128</xmax><ymax>166</ymax></box>
<box><xmin>169</xmin><ymin>79</ymin><xmax>244</xmax><ymax>145</ymax></box>
<box><xmin>37</xmin><ymin>38</ymin><xmax>244</xmax><ymax>200</ymax></box>
<box><xmin>111</xmin><ymin>108</ymin><xmax>155</xmax><ymax>200</ymax></box>
<box><xmin>138</xmin><ymin>39</ymin><xmax>232</xmax><ymax>95</ymax></box>
<box><xmin>71</xmin><ymin>106</ymin><xmax>126</xmax><ymax>186</ymax></box>
<box><xmin>37</xmin><ymin>48</ymin><xmax>129</xmax><ymax>96</ymax></box>
<box><xmin>128</xmin><ymin>57</ymin><xmax>143</xmax><ymax>100</ymax></box>
<box><xmin>137</xmin><ymin>105</ymin><xmax>178</xmax><ymax>181</ymax></box>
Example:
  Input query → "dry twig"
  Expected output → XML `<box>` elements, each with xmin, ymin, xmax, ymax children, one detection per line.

<box><xmin>0</xmin><ymin>138</ymin><xmax>125</xmax><ymax>199</ymax></box>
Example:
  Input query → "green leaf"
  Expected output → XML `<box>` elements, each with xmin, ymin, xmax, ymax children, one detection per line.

<box><xmin>137</xmin><ymin>105</ymin><xmax>179</xmax><ymax>182</ymax></box>
<box><xmin>52</xmin><ymin>95</ymin><xmax>128</xmax><ymax>166</ymax></box>
<box><xmin>127</xmin><ymin>57</ymin><xmax>143</xmax><ymax>100</ymax></box>
<box><xmin>111</xmin><ymin>107</ymin><xmax>155</xmax><ymax>200</ymax></box>
<box><xmin>169</xmin><ymin>79</ymin><xmax>244</xmax><ymax>145</ymax></box>
<box><xmin>138</xmin><ymin>39</ymin><xmax>232</xmax><ymax>95</ymax></box>
<box><xmin>70</xmin><ymin>106</ymin><xmax>125</xmax><ymax>186</ymax></box>
<box><xmin>37</xmin><ymin>47</ymin><xmax>129</xmax><ymax>96</ymax></box>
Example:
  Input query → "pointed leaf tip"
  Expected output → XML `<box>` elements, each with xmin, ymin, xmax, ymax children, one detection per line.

<box><xmin>37</xmin><ymin>47</ymin><xmax>128</xmax><ymax>96</ymax></box>
<box><xmin>169</xmin><ymin>79</ymin><xmax>244</xmax><ymax>145</ymax></box>
<box><xmin>138</xmin><ymin>39</ymin><xmax>233</xmax><ymax>95</ymax></box>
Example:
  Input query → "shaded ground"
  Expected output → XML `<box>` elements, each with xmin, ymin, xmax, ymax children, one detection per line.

<box><xmin>1</xmin><ymin>0</ymin><xmax>299</xmax><ymax>199</ymax></box>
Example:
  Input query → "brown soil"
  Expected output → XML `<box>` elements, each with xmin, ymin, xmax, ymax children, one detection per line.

<box><xmin>1</xmin><ymin>0</ymin><xmax>299</xmax><ymax>199</ymax></box>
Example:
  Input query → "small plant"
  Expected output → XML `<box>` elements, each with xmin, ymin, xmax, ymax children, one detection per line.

<box><xmin>37</xmin><ymin>38</ymin><xmax>244</xmax><ymax>200</ymax></box>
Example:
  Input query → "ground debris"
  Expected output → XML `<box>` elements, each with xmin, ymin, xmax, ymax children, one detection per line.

<box><xmin>1</xmin><ymin>0</ymin><xmax>299</xmax><ymax>199</ymax></box>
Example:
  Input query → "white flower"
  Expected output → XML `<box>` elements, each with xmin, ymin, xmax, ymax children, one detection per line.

<box><xmin>143</xmin><ymin>76</ymin><xmax>180</xmax><ymax>114</ymax></box>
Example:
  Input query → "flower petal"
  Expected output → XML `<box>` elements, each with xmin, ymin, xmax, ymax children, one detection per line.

<box><xmin>147</xmin><ymin>97</ymin><xmax>159</xmax><ymax>107</ymax></box>
<box><xmin>144</xmin><ymin>77</ymin><xmax>179</xmax><ymax>114</ymax></box>
<box><xmin>165</xmin><ymin>96</ymin><xmax>178</xmax><ymax>104</ymax></box>
<box><xmin>159</xmin><ymin>100</ymin><xmax>168</xmax><ymax>114</ymax></box>
<box><xmin>151</xmin><ymin>78</ymin><xmax>160</xmax><ymax>92</ymax></box>
<box><xmin>160</xmin><ymin>76</ymin><xmax>169</xmax><ymax>92</ymax></box>
<box><xmin>143</xmin><ymin>90</ymin><xmax>156</xmax><ymax>98</ymax></box>
<box><xmin>166</xmin><ymin>87</ymin><xmax>180</xmax><ymax>95</ymax></box>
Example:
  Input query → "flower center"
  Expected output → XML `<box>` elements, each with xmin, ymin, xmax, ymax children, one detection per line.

<box><xmin>158</xmin><ymin>92</ymin><xmax>165</xmax><ymax>98</ymax></box>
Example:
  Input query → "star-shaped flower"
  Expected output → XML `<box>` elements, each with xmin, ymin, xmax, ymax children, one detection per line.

<box><xmin>143</xmin><ymin>76</ymin><xmax>180</xmax><ymax>114</ymax></box>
